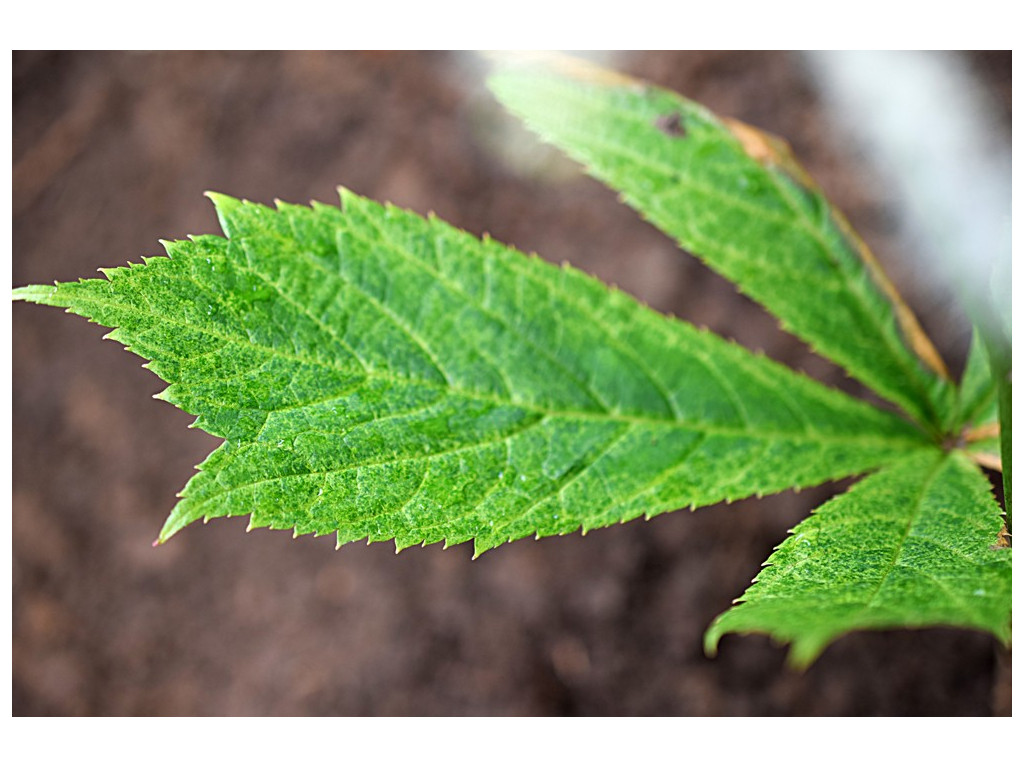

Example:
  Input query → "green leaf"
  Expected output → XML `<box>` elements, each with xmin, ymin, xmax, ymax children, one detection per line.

<box><xmin>705</xmin><ymin>450</ymin><xmax>1011</xmax><ymax>666</ymax></box>
<box><xmin>956</xmin><ymin>327</ymin><xmax>998</xmax><ymax>431</ymax></box>
<box><xmin>488</xmin><ymin>56</ymin><xmax>957</xmax><ymax>434</ymax></box>
<box><xmin>950</xmin><ymin>328</ymin><xmax>1003</xmax><ymax>477</ymax></box>
<box><xmin>14</xmin><ymin>191</ymin><xmax>929</xmax><ymax>555</ymax></box>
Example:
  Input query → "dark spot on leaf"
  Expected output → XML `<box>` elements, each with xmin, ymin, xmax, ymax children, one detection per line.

<box><xmin>654</xmin><ymin>112</ymin><xmax>686</xmax><ymax>138</ymax></box>
<box><xmin>942</xmin><ymin>434</ymin><xmax>966</xmax><ymax>451</ymax></box>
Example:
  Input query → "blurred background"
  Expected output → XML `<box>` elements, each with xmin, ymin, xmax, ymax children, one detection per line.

<box><xmin>12</xmin><ymin>51</ymin><xmax>1010</xmax><ymax>715</ymax></box>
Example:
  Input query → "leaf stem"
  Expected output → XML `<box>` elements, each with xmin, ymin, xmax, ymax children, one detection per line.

<box><xmin>996</xmin><ymin>371</ymin><xmax>1011</xmax><ymax>533</ymax></box>
<box><xmin>983</xmin><ymin>332</ymin><xmax>1011</xmax><ymax>532</ymax></box>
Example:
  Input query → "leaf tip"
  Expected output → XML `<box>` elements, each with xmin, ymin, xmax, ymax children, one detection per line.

<box><xmin>702</xmin><ymin>625</ymin><xmax>722</xmax><ymax>659</ymax></box>
<box><xmin>487</xmin><ymin>50</ymin><xmax>643</xmax><ymax>91</ymax></box>
<box><xmin>156</xmin><ymin>509</ymin><xmax>192</xmax><ymax>546</ymax></box>
<box><xmin>12</xmin><ymin>284</ymin><xmax>57</xmax><ymax>304</ymax></box>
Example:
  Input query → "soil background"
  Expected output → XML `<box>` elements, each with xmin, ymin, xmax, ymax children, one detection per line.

<box><xmin>12</xmin><ymin>51</ymin><xmax>1011</xmax><ymax>716</ymax></box>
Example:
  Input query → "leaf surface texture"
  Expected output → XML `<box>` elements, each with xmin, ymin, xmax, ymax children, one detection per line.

<box><xmin>705</xmin><ymin>450</ymin><xmax>1011</xmax><ymax>665</ymax></box>
<box><xmin>489</xmin><ymin>57</ymin><xmax>957</xmax><ymax>432</ymax></box>
<box><xmin>13</xmin><ymin>191</ymin><xmax>928</xmax><ymax>554</ymax></box>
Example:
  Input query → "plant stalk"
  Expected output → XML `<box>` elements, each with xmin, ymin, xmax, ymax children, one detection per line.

<box><xmin>997</xmin><ymin>369</ymin><xmax>1011</xmax><ymax>533</ymax></box>
<box><xmin>984</xmin><ymin>333</ymin><xmax>1011</xmax><ymax>533</ymax></box>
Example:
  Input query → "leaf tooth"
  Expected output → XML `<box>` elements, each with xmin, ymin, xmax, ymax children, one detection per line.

<box><xmin>393</xmin><ymin>532</ymin><xmax>426</xmax><ymax>553</ymax></box>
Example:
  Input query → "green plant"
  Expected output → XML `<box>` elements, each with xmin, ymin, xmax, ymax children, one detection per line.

<box><xmin>12</xmin><ymin>55</ymin><xmax>1010</xmax><ymax>666</ymax></box>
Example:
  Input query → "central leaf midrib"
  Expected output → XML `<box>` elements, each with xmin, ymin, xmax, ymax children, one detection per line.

<box><xmin>531</xmin><ymin>93</ymin><xmax>945</xmax><ymax>428</ymax></box>
<box><xmin>858</xmin><ymin>455</ymin><xmax>950</xmax><ymax>614</ymax></box>
<box><xmin>184</xmin><ymin>412</ymin><xmax>913</xmax><ymax>521</ymax></box>
<box><xmin>73</xmin><ymin>281</ymin><xmax>927</xmax><ymax>448</ymax></box>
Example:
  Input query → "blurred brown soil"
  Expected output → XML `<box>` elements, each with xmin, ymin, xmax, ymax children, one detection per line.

<box><xmin>12</xmin><ymin>51</ymin><xmax>1010</xmax><ymax>715</ymax></box>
